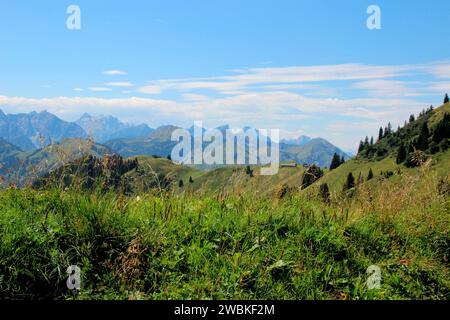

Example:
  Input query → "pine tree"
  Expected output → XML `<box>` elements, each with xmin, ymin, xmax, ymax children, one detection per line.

<box><xmin>370</xmin><ymin>136</ymin><xmax>374</xmax><ymax>145</ymax></box>
<box><xmin>367</xmin><ymin>168</ymin><xmax>374</xmax><ymax>181</ymax></box>
<box><xmin>404</xmin><ymin>143</ymin><xmax>416</xmax><ymax>168</ymax></box>
<box><xmin>378</xmin><ymin>127</ymin><xmax>383</xmax><ymax>141</ymax></box>
<box><xmin>444</xmin><ymin>93</ymin><xmax>449</xmax><ymax>104</ymax></box>
<box><xmin>416</xmin><ymin>122</ymin><xmax>430</xmax><ymax>151</ymax></box>
<box><xmin>178</xmin><ymin>179</ymin><xmax>184</xmax><ymax>188</ymax></box>
<box><xmin>409</xmin><ymin>114</ymin><xmax>415</xmax><ymax>123</ymax></box>
<box><xmin>358</xmin><ymin>140</ymin><xmax>364</xmax><ymax>153</ymax></box>
<box><xmin>343</xmin><ymin>172</ymin><xmax>355</xmax><ymax>191</ymax></box>
<box><xmin>340</xmin><ymin>155</ymin><xmax>345</xmax><ymax>165</ymax></box>
<box><xmin>329</xmin><ymin>153</ymin><xmax>341</xmax><ymax>170</ymax></box>
<box><xmin>189</xmin><ymin>176</ymin><xmax>194</xmax><ymax>183</ymax></box>
<box><xmin>396</xmin><ymin>143</ymin><xmax>407</xmax><ymax>164</ymax></box>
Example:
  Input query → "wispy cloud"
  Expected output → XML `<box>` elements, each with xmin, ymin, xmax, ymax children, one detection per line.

<box><xmin>2</xmin><ymin>61</ymin><xmax>449</xmax><ymax>152</ymax></box>
<box><xmin>88</xmin><ymin>87</ymin><xmax>112</xmax><ymax>92</ymax></box>
<box><xmin>105</xmin><ymin>82</ymin><xmax>134</xmax><ymax>87</ymax></box>
<box><xmin>136</xmin><ymin>61</ymin><xmax>450</xmax><ymax>96</ymax></box>
<box><xmin>103</xmin><ymin>70</ymin><xmax>127</xmax><ymax>76</ymax></box>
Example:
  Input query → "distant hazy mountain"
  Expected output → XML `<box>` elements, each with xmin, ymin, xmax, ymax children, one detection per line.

<box><xmin>76</xmin><ymin>113</ymin><xmax>153</xmax><ymax>143</ymax></box>
<box><xmin>0</xmin><ymin>110</ymin><xmax>351</xmax><ymax>169</ymax></box>
<box><xmin>281</xmin><ymin>135</ymin><xmax>312</xmax><ymax>146</ymax></box>
<box><xmin>105</xmin><ymin>125</ymin><xmax>350</xmax><ymax>168</ymax></box>
<box><xmin>0</xmin><ymin>109</ymin><xmax>86</xmax><ymax>151</ymax></box>
<box><xmin>105</xmin><ymin>125</ymin><xmax>180</xmax><ymax>158</ymax></box>
<box><xmin>280</xmin><ymin>138</ymin><xmax>350</xmax><ymax>167</ymax></box>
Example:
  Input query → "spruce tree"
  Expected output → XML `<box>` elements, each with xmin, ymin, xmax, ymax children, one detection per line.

<box><xmin>343</xmin><ymin>172</ymin><xmax>355</xmax><ymax>191</ymax></box>
<box><xmin>378</xmin><ymin>127</ymin><xmax>383</xmax><ymax>141</ymax></box>
<box><xmin>367</xmin><ymin>168</ymin><xmax>374</xmax><ymax>181</ymax></box>
<box><xmin>189</xmin><ymin>176</ymin><xmax>194</xmax><ymax>183</ymax></box>
<box><xmin>358</xmin><ymin>140</ymin><xmax>364</xmax><ymax>153</ymax></box>
<box><xmin>444</xmin><ymin>93</ymin><xmax>449</xmax><ymax>104</ymax></box>
<box><xmin>370</xmin><ymin>136</ymin><xmax>374</xmax><ymax>145</ymax></box>
<box><xmin>329</xmin><ymin>153</ymin><xmax>341</xmax><ymax>170</ymax></box>
<box><xmin>178</xmin><ymin>179</ymin><xmax>184</xmax><ymax>188</ymax></box>
<box><xmin>417</xmin><ymin>122</ymin><xmax>430</xmax><ymax>151</ymax></box>
<box><xmin>396</xmin><ymin>143</ymin><xmax>407</xmax><ymax>164</ymax></box>
<box><xmin>409</xmin><ymin>114</ymin><xmax>415</xmax><ymax>123</ymax></box>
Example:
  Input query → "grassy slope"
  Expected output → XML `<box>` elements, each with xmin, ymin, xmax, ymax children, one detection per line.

<box><xmin>315</xmin><ymin>102</ymin><xmax>450</xmax><ymax>194</ymax></box>
<box><xmin>0</xmin><ymin>169</ymin><xmax>448</xmax><ymax>299</ymax></box>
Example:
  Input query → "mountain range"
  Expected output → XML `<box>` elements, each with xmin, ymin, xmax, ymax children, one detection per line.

<box><xmin>0</xmin><ymin>109</ymin><xmax>351</xmax><ymax>181</ymax></box>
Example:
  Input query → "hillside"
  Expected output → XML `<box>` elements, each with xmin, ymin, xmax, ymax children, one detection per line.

<box><xmin>0</xmin><ymin>138</ymin><xmax>112</xmax><ymax>186</ymax></box>
<box><xmin>0</xmin><ymin>138</ymin><xmax>26</xmax><ymax>176</ymax></box>
<box><xmin>303</xmin><ymin>102</ymin><xmax>450</xmax><ymax>195</ymax></box>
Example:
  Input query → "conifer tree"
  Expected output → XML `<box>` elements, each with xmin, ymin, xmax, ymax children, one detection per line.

<box><xmin>358</xmin><ymin>140</ymin><xmax>364</xmax><ymax>153</ymax></box>
<box><xmin>409</xmin><ymin>114</ymin><xmax>415</xmax><ymax>123</ymax></box>
<box><xmin>367</xmin><ymin>168</ymin><xmax>374</xmax><ymax>181</ymax></box>
<box><xmin>189</xmin><ymin>176</ymin><xmax>194</xmax><ymax>183</ymax></box>
<box><xmin>444</xmin><ymin>93</ymin><xmax>449</xmax><ymax>104</ymax></box>
<box><xmin>378</xmin><ymin>127</ymin><xmax>383</xmax><ymax>141</ymax></box>
<box><xmin>178</xmin><ymin>179</ymin><xmax>184</xmax><ymax>188</ymax></box>
<box><xmin>329</xmin><ymin>153</ymin><xmax>341</xmax><ymax>170</ymax></box>
<box><xmin>396</xmin><ymin>143</ymin><xmax>407</xmax><ymax>164</ymax></box>
<box><xmin>343</xmin><ymin>172</ymin><xmax>355</xmax><ymax>191</ymax></box>
<box><xmin>417</xmin><ymin>122</ymin><xmax>430</xmax><ymax>151</ymax></box>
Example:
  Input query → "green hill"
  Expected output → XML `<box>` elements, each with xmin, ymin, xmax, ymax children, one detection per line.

<box><xmin>0</xmin><ymin>138</ymin><xmax>112</xmax><ymax>186</ymax></box>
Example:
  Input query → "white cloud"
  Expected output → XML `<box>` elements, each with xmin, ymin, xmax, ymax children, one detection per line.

<box><xmin>103</xmin><ymin>70</ymin><xmax>127</xmax><ymax>76</ymax></box>
<box><xmin>135</xmin><ymin>61</ymin><xmax>450</xmax><ymax>96</ymax></box>
<box><xmin>352</xmin><ymin>80</ymin><xmax>422</xmax><ymax>97</ymax></box>
<box><xmin>4</xmin><ymin>60</ymin><xmax>450</xmax><ymax>151</ymax></box>
<box><xmin>182</xmin><ymin>93</ymin><xmax>210</xmax><ymax>101</ymax></box>
<box><xmin>73</xmin><ymin>88</ymin><xmax>84</xmax><ymax>92</ymax></box>
<box><xmin>137</xmin><ymin>85</ymin><xmax>163</xmax><ymax>95</ymax></box>
<box><xmin>105</xmin><ymin>82</ymin><xmax>134</xmax><ymax>87</ymax></box>
<box><xmin>88</xmin><ymin>87</ymin><xmax>112</xmax><ymax>92</ymax></box>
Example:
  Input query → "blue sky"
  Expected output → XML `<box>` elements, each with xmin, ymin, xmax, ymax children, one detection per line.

<box><xmin>0</xmin><ymin>0</ymin><xmax>449</xmax><ymax>151</ymax></box>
